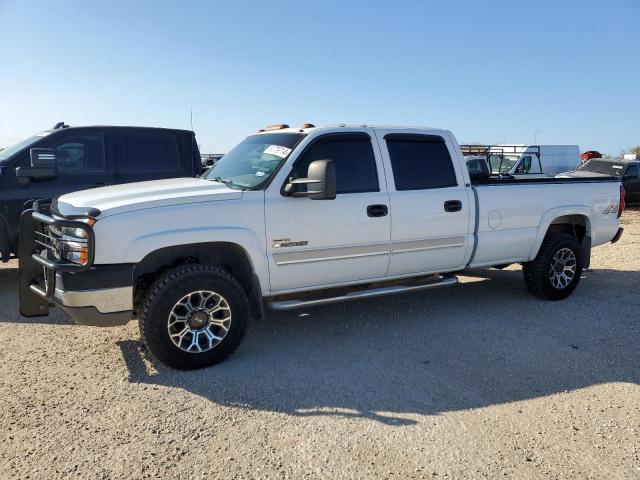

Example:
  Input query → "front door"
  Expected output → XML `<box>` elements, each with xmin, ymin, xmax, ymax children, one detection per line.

<box><xmin>375</xmin><ymin>129</ymin><xmax>472</xmax><ymax>277</ymax></box>
<box><xmin>265</xmin><ymin>131</ymin><xmax>391</xmax><ymax>293</ymax></box>
<box><xmin>1</xmin><ymin>128</ymin><xmax>115</xmax><ymax>248</ymax></box>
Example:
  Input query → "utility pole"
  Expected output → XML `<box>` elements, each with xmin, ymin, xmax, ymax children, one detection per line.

<box><xmin>533</xmin><ymin>130</ymin><xmax>543</xmax><ymax>143</ymax></box>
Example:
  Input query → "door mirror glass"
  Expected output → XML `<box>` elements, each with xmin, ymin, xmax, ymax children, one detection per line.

<box><xmin>16</xmin><ymin>148</ymin><xmax>58</xmax><ymax>179</ymax></box>
<box><xmin>284</xmin><ymin>159</ymin><xmax>336</xmax><ymax>200</ymax></box>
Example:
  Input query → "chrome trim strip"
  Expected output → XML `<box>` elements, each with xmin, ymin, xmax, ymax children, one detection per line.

<box><xmin>273</xmin><ymin>243</ymin><xmax>390</xmax><ymax>266</ymax></box>
<box><xmin>391</xmin><ymin>236</ymin><xmax>466</xmax><ymax>254</ymax></box>
<box><xmin>268</xmin><ymin>275</ymin><xmax>458</xmax><ymax>310</ymax></box>
<box><xmin>54</xmin><ymin>286</ymin><xmax>133</xmax><ymax>313</ymax></box>
<box><xmin>273</xmin><ymin>236</ymin><xmax>466</xmax><ymax>266</ymax></box>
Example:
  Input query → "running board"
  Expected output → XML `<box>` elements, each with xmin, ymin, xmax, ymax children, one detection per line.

<box><xmin>267</xmin><ymin>274</ymin><xmax>458</xmax><ymax>311</ymax></box>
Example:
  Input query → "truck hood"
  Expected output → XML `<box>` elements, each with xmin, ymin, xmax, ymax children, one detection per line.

<box><xmin>55</xmin><ymin>177</ymin><xmax>243</xmax><ymax>218</ymax></box>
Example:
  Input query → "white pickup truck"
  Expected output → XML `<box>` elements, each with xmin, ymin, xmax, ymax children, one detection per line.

<box><xmin>19</xmin><ymin>124</ymin><xmax>625</xmax><ymax>370</ymax></box>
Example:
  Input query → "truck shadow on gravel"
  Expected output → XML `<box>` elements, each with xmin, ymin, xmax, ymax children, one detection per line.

<box><xmin>118</xmin><ymin>266</ymin><xmax>640</xmax><ymax>426</ymax></box>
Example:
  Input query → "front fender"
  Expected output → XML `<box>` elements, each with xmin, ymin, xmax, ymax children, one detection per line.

<box><xmin>527</xmin><ymin>205</ymin><xmax>593</xmax><ymax>261</ymax></box>
<box><xmin>123</xmin><ymin>226</ymin><xmax>269</xmax><ymax>293</ymax></box>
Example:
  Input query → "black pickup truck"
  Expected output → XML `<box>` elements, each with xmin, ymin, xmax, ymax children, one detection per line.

<box><xmin>0</xmin><ymin>123</ymin><xmax>202</xmax><ymax>261</ymax></box>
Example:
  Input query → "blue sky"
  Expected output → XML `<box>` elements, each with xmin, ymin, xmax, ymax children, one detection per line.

<box><xmin>1</xmin><ymin>0</ymin><xmax>638</xmax><ymax>154</ymax></box>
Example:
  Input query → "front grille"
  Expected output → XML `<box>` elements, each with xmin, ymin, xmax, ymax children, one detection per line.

<box><xmin>34</xmin><ymin>225</ymin><xmax>63</xmax><ymax>260</ymax></box>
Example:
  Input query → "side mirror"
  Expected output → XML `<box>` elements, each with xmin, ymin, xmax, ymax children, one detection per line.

<box><xmin>16</xmin><ymin>148</ymin><xmax>58</xmax><ymax>179</ymax></box>
<box><xmin>466</xmin><ymin>158</ymin><xmax>490</xmax><ymax>184</ymax></box>
<box><xmin>284</xmin><ymin>159</ymin><xmax>336</xmax><ymax>200</ymax></box>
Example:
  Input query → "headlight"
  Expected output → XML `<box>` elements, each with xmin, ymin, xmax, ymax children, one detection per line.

<box><xmin>61</xmin><ymin>240</ymin><xmax>89</xmax><ymax>265</ymax></box>
<box><xmin>55</xmin><ymin>218</ymin><xmax>95</xmax><ymax>265</ymax></box>
<box><xmin>61</xmin><ymin>226</ymin><xmax>89</xmax><ymax>239</ymax></box>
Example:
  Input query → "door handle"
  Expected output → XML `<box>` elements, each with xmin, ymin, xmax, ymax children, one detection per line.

<box><xmin>367</xmin><ymin>204</ymin><xmax>388</xmax><ymax>217</ymax></box>
<box><xmin>444</xmin><ymin>200</ymin><xmax>462</xmax><ymax>212</ymax></box>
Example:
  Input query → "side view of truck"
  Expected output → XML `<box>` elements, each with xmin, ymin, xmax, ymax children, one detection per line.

<box><xmin>19</xmin><ymin>124</ymin><xmax>625</xmax><ymax>370</ymax></box>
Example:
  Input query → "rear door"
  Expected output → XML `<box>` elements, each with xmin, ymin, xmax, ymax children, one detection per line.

<box><xmin>375</xmin><ymin>129</ymin><xmax>472</xmax><ymax>276</ymax></box>
<box><xmin>265</xmin><ymin>130</ymin><xmax>391</xmax><ymax>292</ymax></box>
<box><xmin>114</xmin><ymin>128</ymin><xmax>185</xmax><ymax>184</ymax></box>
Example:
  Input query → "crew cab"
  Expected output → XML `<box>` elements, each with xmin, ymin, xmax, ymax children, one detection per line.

<box><xmin>19</xmin><ymin>124</ymin><xmax>625</xmax><ymax>370</ymax></box>
<box><xmin>0</xmin><ymin>124</ymin><xmax>202</xmax><ymax>260</ymax></box>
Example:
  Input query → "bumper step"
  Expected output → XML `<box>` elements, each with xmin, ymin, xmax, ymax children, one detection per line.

<box><xmin>267</xmin><ymin>274</ymin><xmax>458</xmax><ymax>311</ymax></box>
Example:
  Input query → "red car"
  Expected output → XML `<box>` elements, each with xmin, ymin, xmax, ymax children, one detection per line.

<box><xmin>581</xmin><ymin>150</ymin><xmax>602</xmax><ymax>162</ymax></box>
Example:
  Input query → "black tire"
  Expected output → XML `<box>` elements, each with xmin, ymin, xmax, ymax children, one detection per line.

<box><xmin>139</xmin><ymin>264</ymin><xmax>249</xmax><ymax>370</ymax></box>
<box><xmin>523</xmin><ymin>233</ymin><xmax>583</xmax><ymax>301</ymax></box>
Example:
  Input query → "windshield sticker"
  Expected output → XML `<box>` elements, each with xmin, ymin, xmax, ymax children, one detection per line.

<box><xmin>612</xmin><ymin>165</ymin><xmax>623</xmax><ymax>169</ymax></box>
<box><xmin>255</xmin><ymin>171</ymin><xmax>266</xmax><ymax>177</ymax></box>
<box><xmin>263</xmin><ymin>145</ymin><xmax>291</xmax><ymax>158</ymax></box>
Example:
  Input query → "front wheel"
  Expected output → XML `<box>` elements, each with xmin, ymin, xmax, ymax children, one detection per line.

<box><xmin>139</xmin><ymin>264</ymin><xmax>249</xmax><ymax>370</ymax></box>
<box><xmin>523</xmin><ymin>233</ymin><xmax>583</xmax><ymax>301</ymax></box>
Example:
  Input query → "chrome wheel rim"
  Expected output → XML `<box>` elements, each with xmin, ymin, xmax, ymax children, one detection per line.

<box><xmin>549</xmin><ymin>248</ymin><xmax>577</xmax><ymax>289</ymax></box>
<box><xmin>167</xmin><ymin>290</ymin><xmax>231</xmax><ymax>353</ymax></box>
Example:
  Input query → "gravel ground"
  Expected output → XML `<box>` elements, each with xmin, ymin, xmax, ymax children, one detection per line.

<box><xmin>1</xmin><ymin>211</ymin><xmax>639</xmax><ymax>480</ymax></box>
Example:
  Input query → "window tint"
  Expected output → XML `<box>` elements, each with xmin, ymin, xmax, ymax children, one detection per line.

<box><xmin>386</xmin><ymin>136</ymin><xmax>457</xmax><ymax>190</ymax></box>
<box><xmin>119</xmin><ymin>130</ymin><xmax>180</xmax><ymax>173</ymax></box>
<box><xmin>51</xmin><ymin>132</ymin><xmax>105</xmax><ymax>173</ymax></box>
<box><xmin>626</xmin><ymin>165</ymin><xmax>639</xmax><ymax>179</ymax></box>
<box><xmin>292</xmin><ymin>135</ymin><xmax>378</xmax><ymax>194</ymax></box>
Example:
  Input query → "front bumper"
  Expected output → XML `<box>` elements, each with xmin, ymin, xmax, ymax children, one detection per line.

<box><xmin>18</xmin><ymin>205</ymin><xmax>134</xmax><ymax>326</ymax></box>
<box><xmin>50</xmin><ymin>273</ymin><xmax>133</xmax><ymax>326</ymax></box>
<box><xmin>56</xmin><ymin>302</ymin><xmax>132</xmax><ymax>327</ymax></box>
<box><xmin>30</xmin><ymin>265</ymin><xmax>134</xmax><ymax>327</ymax></box>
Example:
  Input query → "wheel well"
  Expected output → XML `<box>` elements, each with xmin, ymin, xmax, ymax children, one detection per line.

<box><xmin>133</xmin><ymin>242</ymin><xmax>258</xmax><ymax>313</ymax></box>
<box><xmin>547</xmin><ymin>215</ymin><xmax>589</xmax><ymax>244</ymax></box>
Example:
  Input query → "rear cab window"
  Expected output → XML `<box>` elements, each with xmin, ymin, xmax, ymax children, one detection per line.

<box><xmin>384</xmin><ymin>134</ymin><xmax>458</xmax><ymax>190</ymax></box>
<box><xmin>117</xmin><ymin>130</ymin><xmax>181</xmax><ymax>174</ymax></box>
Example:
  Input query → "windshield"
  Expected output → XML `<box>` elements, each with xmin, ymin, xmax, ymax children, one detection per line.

<box><xmin>202</xmin><ymin>132</ymin><xmax>304</xmax><ymax>189</ymax></box>
<box><xmin>489</xmin><ymin>154</ymin><xmax>520</xmax><ymax>174</ymax></box>
<box><xmin>577</xmin><ymin>160</ymin><xmax>624</xmax><ymax>177</ymax></box>
<box><xmin>0</xmin><ymin>131</ymin><xmax>50</xmax><ymax>161</ymax></box>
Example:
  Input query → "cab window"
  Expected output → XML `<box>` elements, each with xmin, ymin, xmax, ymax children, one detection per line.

<box><xmin>118</xmin><ymin>130</ymin><xmax>180</xmax><ymax>174</ymax></box>
<box><xmin>515</xmin><ymin>155</ymin><xmax>541</xmax><ymax>174</ymax></box>
<box><xmin>291</xmin><ymin>134</ymin><xmax>379</xmax><ymax>194</ymax></box>
<box><xmin>385</xmin><ymin>134</ymin><xmax>457</xmax><ymax>190</ymax></box>
<box><xmin>50</xmin><ymin>132</ymin><xmax>106</xmax><ymax>173</ymax></box>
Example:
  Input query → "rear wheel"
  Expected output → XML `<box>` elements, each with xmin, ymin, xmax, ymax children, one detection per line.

<box><xmin>139</xmin><ymin>264</ymin><xmax>249</xmax><ymax>370</ymax></box>
<box><xmin>523</xmin><ymin>233</ymin><xmax>583</xmax><ymax>301</ymax></box>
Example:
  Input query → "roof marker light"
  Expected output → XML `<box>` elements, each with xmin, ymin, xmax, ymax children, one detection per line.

<box><xmin>259</xmin><ymin>124</ymin><xmax>290</xmax><ymax>133</ymax></box>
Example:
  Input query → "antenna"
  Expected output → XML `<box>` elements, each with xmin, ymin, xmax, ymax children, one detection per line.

<box><xmin>190</xmin><ymin>108</ymin><xmax>194</xmax><ymax>131</ymax></box>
